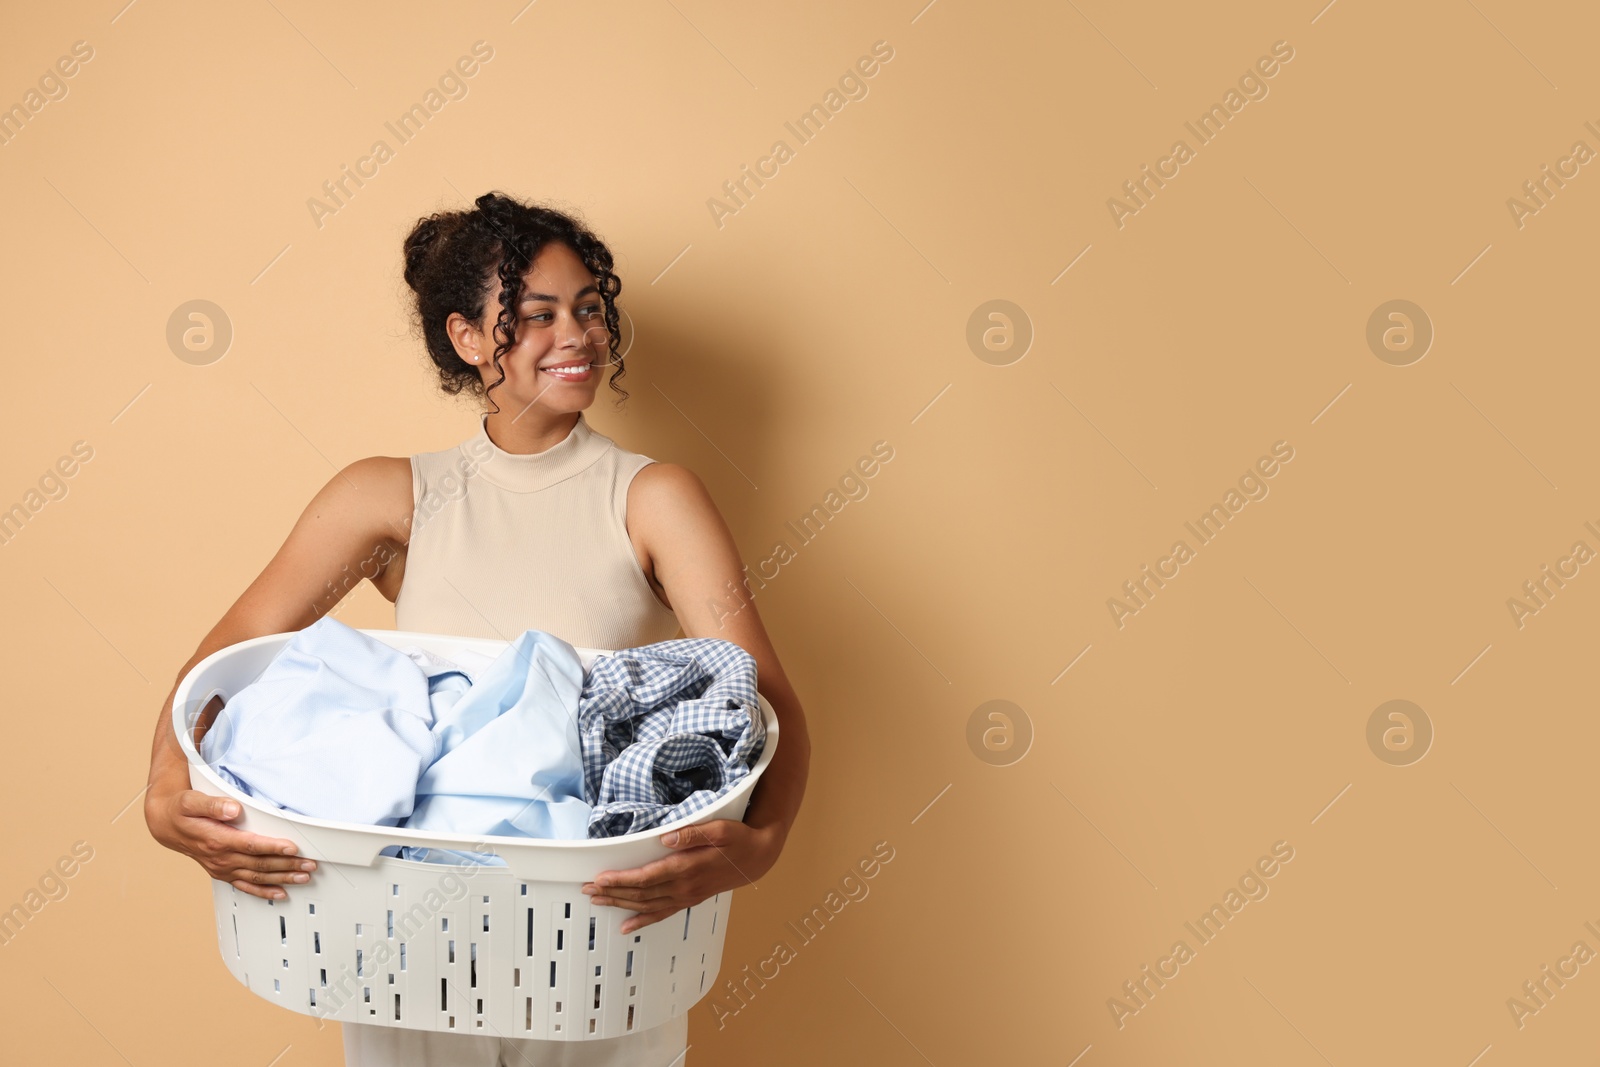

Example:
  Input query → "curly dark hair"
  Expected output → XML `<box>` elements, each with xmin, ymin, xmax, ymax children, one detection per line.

<box><xmin>402</xmin><ymin>190</ymin><xmax>629</xmax><ymax>413</ymax></box>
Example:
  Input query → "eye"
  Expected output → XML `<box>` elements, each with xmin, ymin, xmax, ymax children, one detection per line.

<box><xmin>523</xmin><ymin>305</ymin><xmax>602</xmax><ymax>322</ymax></box>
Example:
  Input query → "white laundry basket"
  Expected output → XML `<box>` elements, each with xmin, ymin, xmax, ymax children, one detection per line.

<box><xmin>171</xmin><ymin>627</ymin><xmax>778</xmax><ymax>1040</ymax></box>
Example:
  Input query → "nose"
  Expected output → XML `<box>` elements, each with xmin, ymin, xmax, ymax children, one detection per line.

<box><xmin>554</xmin><ymin>310</ymin><xmax>589</xmax><ymax>351</ymax></box>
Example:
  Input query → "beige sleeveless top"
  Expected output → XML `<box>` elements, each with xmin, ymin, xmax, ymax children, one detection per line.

<box><xmin>395</xmin><ymin>411</ymin><xmax>682</xmax><ymax>651</ymax></box>
<box><xmin>385</xmin><ymin>412</ymin><xmax>690</xmax><ymax>1059</ymax></box>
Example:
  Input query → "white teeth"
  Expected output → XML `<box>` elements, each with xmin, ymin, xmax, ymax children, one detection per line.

<box><xmin>543</xmin><ymin>364</ymin><xmax>589</xmax><ymax>374</ymax></box>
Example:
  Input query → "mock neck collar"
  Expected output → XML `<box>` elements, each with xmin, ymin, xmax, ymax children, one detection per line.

<box><xmin>467</xmin><ymin>411</ymin><xmax>610</xmax><ymax>492</ymax></box>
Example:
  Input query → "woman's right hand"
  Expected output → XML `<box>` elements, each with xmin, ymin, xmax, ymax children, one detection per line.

<box><xmin>145</xmin><ymin>786</ymin><xmax>316</xmax><ymax>901</ymax></box>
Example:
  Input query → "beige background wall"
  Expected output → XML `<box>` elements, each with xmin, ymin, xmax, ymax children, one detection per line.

<box><xmin>2</xmin><ymin>1</ymin><xmax>1595</xmax><ymax>1063</ymax></box>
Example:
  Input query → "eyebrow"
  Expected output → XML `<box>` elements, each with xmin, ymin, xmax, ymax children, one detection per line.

<box><xmin>520</xmin><ymin>284</ymin><xmax>600</xmax><ymax>304</ymax></box>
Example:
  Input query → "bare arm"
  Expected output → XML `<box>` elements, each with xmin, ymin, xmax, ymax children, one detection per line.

<box><xmin>560</xmin><ymin>460</ymin><xmax>814</xmax><ymax>933</ymax></box>
<box><xmin>633</xmin><ymin>462</ymin><xmax>811</xmax><ymax>849</ymax></box>
<box><xmin>144</xmin><ymin>456</ymin><xmax>413</xmax><ymax>900</ymax></box>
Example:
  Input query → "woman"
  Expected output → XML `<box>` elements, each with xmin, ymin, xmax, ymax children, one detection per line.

<box><xmin>143</xmin><ymin>191</ymin><xmax>812</xmax><ymax>1065</ymax></box>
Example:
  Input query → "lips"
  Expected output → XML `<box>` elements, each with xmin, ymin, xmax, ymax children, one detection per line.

<box><xmin>538</xmin><ymin>359</ymin><xmax>596</xmax><ymax>382</ymax></box>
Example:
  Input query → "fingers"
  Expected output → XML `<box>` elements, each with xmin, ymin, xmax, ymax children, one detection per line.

<box><xmin>178</xmin><ymin>791</ymin><xmax>301</xmax><ymax>855</ymax></box>
<box><xmin>661</xmin><ymin>821</ymin><xmax>751</xmax><ymax>876</ymax></box>
<box><xmin>227</xmin><ymin>829</ymin><xmax>302</xmax><ymax>858</ymax></box>
<box><xmin>178</xmin><ymin>789</ymin><xmax>305</xmax><ymax>864</ymax></box>
<box><xmin>215</xmin><ymin>851</ymin><xmax>313</xmax><ymax>882</ymax></box>
<box><xmin>204</xmin><ymin>823</ymin><xmax>310</xmax><ymax>867</ymax></box>
<box><xmin>587</xmin><ymin>884</ymin><xmax>674</xmax><ymax>909</ymax></box>
<box><xmin>588</xmin><ymin>894</ymin><xmax>656</xmax><ymax>913</ymax></box>
<box><xmin>215</xmin><ymin>852</ymin><xmax>317</xmax><ymax>900</ymax></box>
<box><xmin>175</xmin><ymin>793</ymin><xmax>316</xmax><ymax>895</ymax></box>
<box><xmin>621</xmin><ymin>909</ymin><xmax>677</xmax><ymax>935</ymax></box>
<box><xmin>583</xmin><ymin>826</ymin><xmax>732</xmax><ymax>895</ymax></box>
<box><xmin>224</xmin><ymin>849</ymin><xmax>316</xmax><ymax>880</ymax></box>
<box><xmin>578</xmin><ymin>822</ymin><xmax>740</xmax><ymax>895</ymax></box>
<box><xmin>232</xmin><ymin>878</ymin><xmax>291</xmax><ymax>901</ymax></box>
<box><xmin>656</xmin><ymin>822</ymin><xmax>759</xmax><ymax>892</ymax></box>
<box><xmin>165</xmin><ymin>791</ymin><xmax>321</xmax><ymax>901</ymax></box>
<box><xmin>586</xmin><ymin>864</ymin><xmax>670</xmax><ymax>892</ymax></box>
<box><xmin>179</xmin><ymin>789</ymin><xmax>242</xmax><ymax>822</ymax></box>
<box><xmin>661</xmin><ymin>821</ymin><xmax>724</xmax><ymax>849</ymax></box>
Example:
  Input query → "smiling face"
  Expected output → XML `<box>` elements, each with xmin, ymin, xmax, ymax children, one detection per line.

<box><xmin>447</xmin><ymin>240</ymin><xmax>611</xmax><ymax>419</ymax></box>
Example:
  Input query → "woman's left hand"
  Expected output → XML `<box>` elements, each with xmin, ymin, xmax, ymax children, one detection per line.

<box><xmin>582</xmin><ymin>820</ymin><xmax>784</xmax><ymax>934</ymax></box>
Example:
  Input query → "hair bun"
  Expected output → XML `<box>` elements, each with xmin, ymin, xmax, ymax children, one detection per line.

<box><xmin>402</xmin><ymin>216</ymin><xmax>444</xmax><ymax>291</ymax></box>
<box><xmin>473</xmin><ymin>191</ymin><xmax>519</xmax><ymax>228</ymax></box>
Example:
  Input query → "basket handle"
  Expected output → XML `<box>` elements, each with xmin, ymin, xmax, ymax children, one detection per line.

<box><xmin>183</xmin><ymin>686</ymin><xmax>229</xmax><ymax>750</ymax></box>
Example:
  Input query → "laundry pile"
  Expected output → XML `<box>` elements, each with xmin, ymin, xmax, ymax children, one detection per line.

<box><xmin>196</xmin><ymin>616</ymin><xmax>765</xmax><ymax>866</ymax></box>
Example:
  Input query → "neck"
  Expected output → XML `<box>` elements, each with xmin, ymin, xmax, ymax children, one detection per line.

<box><xmin>482</xmin><ymin>409</ymin><xmax>582</xmax><ymax>455</ymax></box>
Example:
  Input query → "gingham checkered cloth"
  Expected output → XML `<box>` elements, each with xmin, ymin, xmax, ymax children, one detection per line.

<box><xmin>578</xmin><ymin>637</ymin><xmax>765</xmax><ymax>838</ymax></box>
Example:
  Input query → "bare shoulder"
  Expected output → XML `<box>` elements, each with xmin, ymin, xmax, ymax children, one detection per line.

<box><xmin>624</xmin><ymin>462</ymin><xmax>788</xmax><ymax>657</ymax></box>
<box><xmin>628</xmin><ymin>461</ymin><xmax>719</xmax><ymax>527</ymax></box>
<box><xmin>630</xmin><ymin>460</ymin><xmax>707</xmax><ymax>495</ymax></box>
<box><xmin>337</xmin><ymin>455</ymin><xmax>416</xmax><ymax>543</ymax></box>
<box><xmin>211</xmin><ymin>454</ymin><xmax>419</xmax><ymax>635</ymax></box>
<box><xmin>328</xmin><ymin>456</ymin><xmax>414</xmax><ymax>603</ymax></box>
<box><xmin>626</xmin><ymin>461</ymin><xmax>732</xmax><ymax>565</ymax></box>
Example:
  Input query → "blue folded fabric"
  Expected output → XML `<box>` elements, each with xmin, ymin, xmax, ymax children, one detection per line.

<box><xmin>396</xmin><ymin>627</ymin><xmax>592</xmax><ymax>865</ymax></box>
<box><xmin>199</xmin><ymin>618</ymin><xmax>444</xmax><ymax>827</ymax></box>
<box><xmin>578</xmin><ymin>638</ymin><xmax>765</xmax><ymax>838</ymax></box>
<box><xmin>199</xmin><ymin>616</ymin><xmax>591</xmax><ymax>866</ymax></box>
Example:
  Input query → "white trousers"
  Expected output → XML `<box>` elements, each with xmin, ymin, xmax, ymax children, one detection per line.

<box><xmin>340</xmin><ymin>1013</ymin><xmax>688</xmax><ymax>1067</ymax></box>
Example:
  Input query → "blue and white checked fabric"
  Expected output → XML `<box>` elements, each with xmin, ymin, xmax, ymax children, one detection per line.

<box><xmin>577</xmin><ymin>637</ymin><xmax>765</xmax><ymax>838</ymax></box>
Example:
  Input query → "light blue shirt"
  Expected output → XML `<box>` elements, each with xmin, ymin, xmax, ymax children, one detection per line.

<box><xmin>200</xmin><ymin>616</ymin><xmax>590</xmax><ymax>866</ymax></box>
<box><xmin>399</xmin><ymin>626</ymin><xmax>591</xmax><ymax>864</ymax></box>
